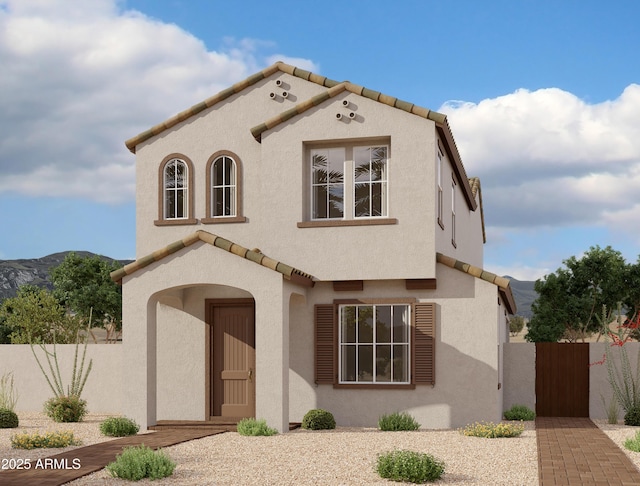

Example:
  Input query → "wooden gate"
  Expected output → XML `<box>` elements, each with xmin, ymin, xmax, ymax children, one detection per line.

<box><xmin>535</xmin><ymin>342</ymin><xmax>589</xmax><ymax>417</ymax></box>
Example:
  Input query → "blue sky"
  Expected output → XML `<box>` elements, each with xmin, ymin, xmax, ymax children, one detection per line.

<box><xmin>0</xmin><ymin>0</ymin><xmax>639</xmax><ymax>281</ymax></box>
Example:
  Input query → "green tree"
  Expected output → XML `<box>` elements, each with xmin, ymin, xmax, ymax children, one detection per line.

<box><xmin>509</xmin><ymin>315</ymin><xmax>526</xmax><ymax>336</ymax></box>
<box><xmin>0</xmin><ymin>285</ymin><xmax>80</xmax><ymax>344</ymax></box>
<box><xmin>51</xmin><ymin>253</ymin><xmax>123</xmax><ymax>340</ymax></box>
<box><xmin>526</xmin><ymin>246</ymin><xmax>628</xmax><ymax>342</ymax></box>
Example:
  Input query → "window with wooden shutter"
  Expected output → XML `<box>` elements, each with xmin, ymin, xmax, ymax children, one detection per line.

<box><xmin>314</xmin><ymin>304</ymin><xmax>335</xmax><ymax>384</ymax></box>
<box><xmin>414</xmin><ymin>302</ymin><xmax>436</xmax><ymax>385</ymax></box>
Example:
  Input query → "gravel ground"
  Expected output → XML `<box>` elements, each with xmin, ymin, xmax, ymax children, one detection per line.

<box><xmin>1</xmin><ymin>413</ymin><xmax>539</xmax><ymax>485</ymax></box>
<box><xmin>595</xmin><ymin>420</ymin><xmax>640</xmax><ymax>472</ymax></box>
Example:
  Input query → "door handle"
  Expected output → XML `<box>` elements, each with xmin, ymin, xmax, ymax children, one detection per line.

<box><xmin>248</xmin><ymin>368</ymin><xmax>253</xmax><ymax>382</ymax></box>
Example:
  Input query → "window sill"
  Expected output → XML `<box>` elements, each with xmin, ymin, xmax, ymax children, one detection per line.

<box><xmin>298</xmin><ymin>218</ymin><xmax>398</xmax><ymax>228</ymax></box>
<box><xmin>333</xmin><ymin>383</ymin><xmax>416</xmax><ymax>390</ymax></box>
<box><xmin>201</xmin><ymin>216</ymin><xmax>247</xmax><ymax>224</ymax></box>
<box><xmin>154</xmin><ymin>218</ymin><xmax>198</xmax><ymax>226</ymax></box>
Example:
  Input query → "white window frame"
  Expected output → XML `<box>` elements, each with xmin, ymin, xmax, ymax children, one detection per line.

<box><xmin>163</xmin><ymin>158</ymin><xmax>188</xmax><ymax>220</ymax></box>
<box><xmin>353</xmin><ymin>145</ymin><xmax>388</xmax><ymax>218</ymax></box>
<box><xmin>310</xmin><ymin>144</ymin><xmax>389</xmax><ymax>221</ymax></box>
<box><xmin>338</xmin><ymin>303</ymin><xmax>411</xmax><ymax>385</ymax></box>
<box><xmin>211</xmin><ymin>155</ymin><xmax>237</xmax><ymax>217</ymax></box>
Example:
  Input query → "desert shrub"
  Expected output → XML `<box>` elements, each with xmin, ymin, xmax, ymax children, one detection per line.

<box><xmin>44</xmin><ymin>395</ymin><xmax>87</xmax><ymax>423</ymax></box>
<box><xmin>601</xmin><ymin>394</ymin><xmax>620</xmax><ymax>424</ymax></box>
<box><xmin>625</xmin><ymin>431</ymin><xmax>640</xmax><ymax>452</ymax></box>
<box><xmin>0</xmin><ymin>372</ymin><xmax>18</xmax><ymax>411</ymax></box>
<box><xmin>100</xmin><ymin>417</ymin><xmax>140</xmax><ymax>437</ymax></box>
<box><xmin>11</xmin><ymin>430</ymin><xmax>79</xmax><ymax>449</ymax></box>
<box><xmin>0</xmin><ymin>408</ymin><xmax>19</xmax><ymax>428</ymax></box>
<box><xmin>376</xmin><ymin>450</ymin><xmax>445</xmax><ymax>483</ymax></box>
<box><xmin>378</xmin><ymin>411</ymin><xmax>420</xmax><ymax>431</ymax></box>
<box><xmin>301</xmin><ymin>409</ymin><xmax>336</xmax><ymax>430</ymax></box>
<box><xmin>236</xmin><ymin>418</ymin><xmax>278</xmax><ymax>436</ymax></box>
<box><xmin>106</xmin><ymin>445</ymin><xmax>176</xmax><ymax>481</ymax></box>
<box><xmin>503</xmin><ymin>404</ymin><xmax>535</xmax><ymax>421</ymax></box>
<box><xmin>460</xmin><ymin>421</ymin><xmax>524</xmax><ymax>438</ymax></box>
<box><xmin>624</xmin><ymin>406</ymin><xmax>640</xmax><ymax>426</ymax></box>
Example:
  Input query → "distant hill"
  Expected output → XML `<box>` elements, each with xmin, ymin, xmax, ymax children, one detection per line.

<box><xmin>0</xmin><ymin>251</ymin><xmax>132</xmax><ymax>302</ymax></box>
<box><xmin>505</xmin><ymin>277</ymin><xmax>537</xmax><ymax>319</ymax></box>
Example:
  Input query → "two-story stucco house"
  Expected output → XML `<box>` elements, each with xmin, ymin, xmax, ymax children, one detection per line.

<box><xmin>112</xmin><ymin>62</ymin><xmax>516</xmax><ymax>432</ymax></box>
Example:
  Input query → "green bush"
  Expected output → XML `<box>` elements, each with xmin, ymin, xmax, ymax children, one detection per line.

<box><xmin>11</xmin><ymin>430</ymin><xmax>79</xmax><ymax>449</ymax></box>
<box><xmin>625</xmin><ymin>406</ymin><xmax>640</xmax><ymax>426</ymax></box>
<box><xmin>503</xmin><ymin>404</ymin><xmax>536</xmax><ymax>421</ymax></box>
<box><xmin>106</xmin><ymin>445</ymin><xmax>176</xmax><ymax>481</ymax></box>
<box><xmin>236</xmin><ymin>418</ymin><xmax>278</xmax><ymax>436</ymax></box>
<box><xmin>100</xmin><ymin>417</ymin><xmax>140</xmax><ymax>437</ymax></box>
<box><xmin>0</xmin><ymin>408</ymin><xmax>19</xmax><ymax>428</ymax></box>
<box><xmin>44</xmin><ymin>395</ymin><xmax>87</xmax><ymax>422</ymax></box>
<box><xmin>378</xmin><ymin>411</ymin><xmax>420</xmax><ymax>431</ymax></box>
<box><xmin>625</xmin><ymin>431</ymin><xmax>640</xmax><ymax>452</ymax></box>
<box><xmin>301</xmin><ymin>409</ymin><xmax>336</xmax><ymax>430</ymax></box>
<box><xmin>460</xmin><ymin>421</ymin><xmax>524</xmax><ymax>438</ymax></box>
<box><xmin>376</xmin><ymin>450</ymin><xmax>445</xmax><ymax>483</ymax></box>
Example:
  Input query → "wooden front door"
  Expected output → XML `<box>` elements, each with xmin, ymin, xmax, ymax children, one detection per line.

<box><xmin>206</xmin><ymin>299</ymin><xmax>255</xmax><ymax>418</ymax></box>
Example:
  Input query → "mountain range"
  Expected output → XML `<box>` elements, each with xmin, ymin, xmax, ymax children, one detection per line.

<box><xmin>0</xmin><ymin>253</ymin><xmax>538</xmax><ymax>318</ymax></box>
<box><xmin>0</xmin><ymin>251</ymin><xmax>132</xmax><ymax>302</ymax></box>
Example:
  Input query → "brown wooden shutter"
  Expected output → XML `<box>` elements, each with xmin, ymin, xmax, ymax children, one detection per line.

<box><xmin>414</xmin><ymin>302</ymin><xmax>436</xmax><ymax>385</ymax></box>
<box><xmin>314</xmin><ymin>304</ymin><xmax>336</xmax><ymax>384</ymax></box>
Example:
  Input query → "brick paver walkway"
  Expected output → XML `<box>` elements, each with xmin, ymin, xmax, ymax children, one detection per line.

<box><xmin>0</xmin><ymin>428</ymin><xmax>225</xmax><ymax>486</ymax></box>
<box><xmin>537</xmin><ymin>417</ymin><xmax>640</xmax><ymax>485</ymax></box>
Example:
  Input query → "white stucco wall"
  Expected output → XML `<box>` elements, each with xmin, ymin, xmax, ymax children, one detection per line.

<box><xmin>0</xmin><ymin>344</ymin><xmax>122</xmax><ymax>414</ymax></box>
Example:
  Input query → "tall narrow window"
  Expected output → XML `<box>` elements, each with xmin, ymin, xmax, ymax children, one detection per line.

<box><xmin>451</xmin><ymin>178</ymin><xmax>457</xmax><ymax>247</ymax></box>
<box><xmin>311</xmin><ymin>148</ymin><xmax>345</xmax><ymax>219</ymax></box>
<box><xmin>437</xmin><ymin>149</ymin><xmax>444</xmax><ymax>228</ymax></box>
<box><xmin>164</xmin><ymin>158</ymin><xmax>188</xmax><ymax>219</ymax></box>
<box><xmin>354</xmin><ymin>146</ymin><xmax>388</xmax><ymax>217</ymax></box>
<box><xmin>212</xmin><ymin>156</ymin><xmax>236</xmax><ymax>217</ymax></box>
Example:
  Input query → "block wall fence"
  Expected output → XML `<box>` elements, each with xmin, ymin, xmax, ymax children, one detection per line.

<box><xmin>0</xmin><ymin>342</ymin><xmax>637</xmax><ymax>422</ymax></box>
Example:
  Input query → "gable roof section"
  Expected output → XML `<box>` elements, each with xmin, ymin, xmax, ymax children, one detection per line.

<box><xmin>436</xmin><ymin>252</ymin><xmax>516</xmax><ymax>314</ymax></box>
<box><xmin>110</xmin><ymin>230</ymin><xmax>315</xmax><ymax>287</ymax></box>
<box><xmin>125</xmin><ymin>61</ymin><xmax>477</xmax><ymax>211</ymax></box>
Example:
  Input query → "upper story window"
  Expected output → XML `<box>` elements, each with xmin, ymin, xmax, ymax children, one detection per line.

<box><xmin>308</xmin><ymin>143</ymin><xmax>391</xmax><ymax>225</ymax></box>
<box><xmin>451</xmin><ymin>176</ymin><xmax>457</xmax><ymax>248</ymax></box>
<box><xmin>354</xmin><ymin>146</ymin><xmax>388</xmax><ymax>217</ymax></box>
<box><xmin>155</xmin><ymin>154</ymin><xmax>196</xmax><ymax>226</ymax></box>
<box><xmin>437</xmin><ymin>148</ymin><xmax>444</xmax><ymax>229</ymax></box>
<box><xmin>203</xmin><ymin>150</ymin><xmax>246</xmax><ymax>224</ymax></box>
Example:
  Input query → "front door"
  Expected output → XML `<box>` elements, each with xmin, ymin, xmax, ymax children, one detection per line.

<box><xmin>206</xmin><ymin>299</ymin><xmax>255</xmax><ymax>418</ymax></box>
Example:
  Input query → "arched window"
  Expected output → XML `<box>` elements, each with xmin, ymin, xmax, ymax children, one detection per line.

<box><xmin>203</xmin><ymin>151</ymin><xmax>246</xmax><ymax>224</ymax></box>
<box><xmin>164</xmin><ymin>158</ymin><xmax>188</xmax><ymax>219</ymax></box>
<box><xmin>212</xmin><ymin>156</ymin><xmax>236</xmax><ymax>217</ymax></box>
<box><xmin>155</xmin><ymin>154</ymin><xmax>196</xmax><ymax>226</ymax></box>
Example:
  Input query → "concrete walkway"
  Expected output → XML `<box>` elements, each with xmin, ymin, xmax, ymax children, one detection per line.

<box><xmin>0</xmin><ymin>428</ymin><xmax>225</xmax><ymax>486</ymax></box>
<box><xmin>536</xmin><ymin>417</ymin><xmax>640</xmax><ymax>485</ymax></box>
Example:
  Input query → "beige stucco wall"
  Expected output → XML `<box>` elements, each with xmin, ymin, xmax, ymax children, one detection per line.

<box><xmin>132</xmin><ymin>70</ymin><xmax>485</xmax><ymax>282</ymax></box>
<box><xmin>502</xmin><ymin>343</ymin><xmax>536</xmax><ymax>412</ymax></box>
<box><xmin>288</xmin><ymin>264</ymin><xmax>503</xmax><ymax>429</ymax></box>
<box><xmin>0</xmin><ymin>344</ymin><xmax>122</xmax><ymax>413</ymax></box>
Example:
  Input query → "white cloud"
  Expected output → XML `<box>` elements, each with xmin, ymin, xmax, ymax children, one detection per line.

<box><xmin>0</xmin><ymin>0</ymin><xmax>315</xmax><ymax>203</ymax></box>
<box><xmin>440</xmin><ymin>85</ymin><xmax>640</xmax><ymax>233</ymax></box>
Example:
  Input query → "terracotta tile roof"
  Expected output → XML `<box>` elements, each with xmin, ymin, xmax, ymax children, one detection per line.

<box><xmin>468</xmin><ymin>177</ymin><xmax>486</xmax><ymax>243</ymax></box>
<box><xmin>436</xmin><ymin>252</ymin><xmax>516</xmax><ymax>314</ymax></box>
<box><xmin>110</xmin><ymin>230</ymin><xmax>315</xmax><ymax>287</ymax></box>
<box><xmin>124</xmin><ymin>61</ymin><xmax>477</xmax><ymax>211</ymax></box>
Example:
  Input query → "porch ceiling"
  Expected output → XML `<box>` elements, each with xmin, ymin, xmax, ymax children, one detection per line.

<box><xmin>110</xmin><ymin>230</ymin><xmax>315</xmax><ymax>287</ymax></box>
